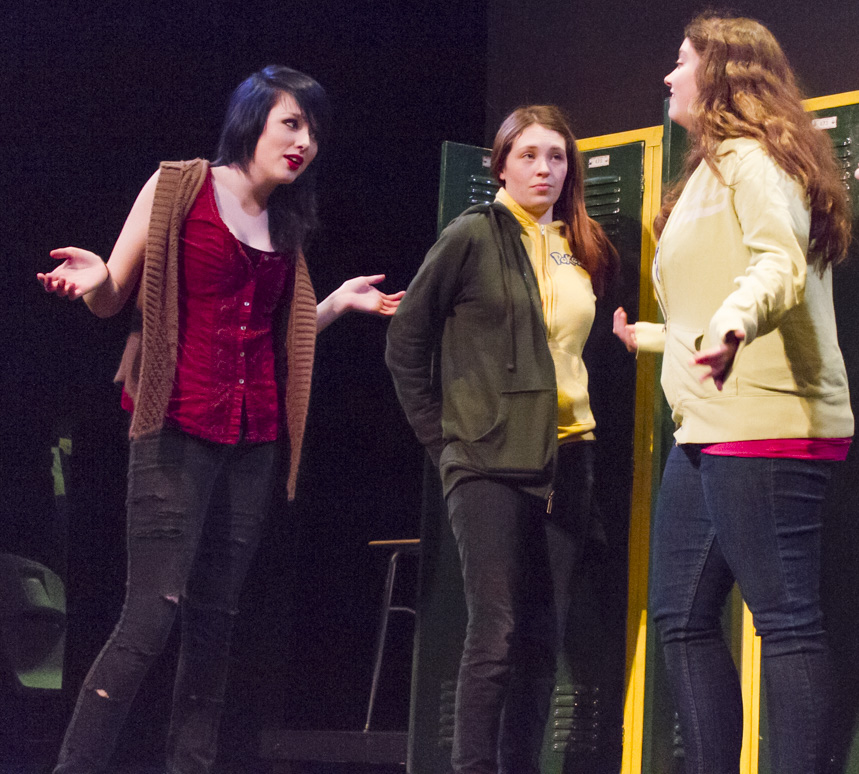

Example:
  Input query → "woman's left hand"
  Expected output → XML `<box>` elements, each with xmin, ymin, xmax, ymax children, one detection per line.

<box><xmin>337</xmin><ymin>274</ymin><xmax>405</xmax><ymax>317</ymax></box>
<box><xmin>316</xmin><ymin>274</ymin><xmax>406</xmax><ymax>332</ymax></box>
<box><xmin>692</xmin><ymin>330</ymin><xmax>744</xmax><ymax>391</ymax></box>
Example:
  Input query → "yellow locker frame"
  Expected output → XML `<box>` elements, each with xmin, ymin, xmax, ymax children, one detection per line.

<box><xmin>578</xmin><ymin>125</ymin><xmax>663</xmax><ymax>774</ymax></box>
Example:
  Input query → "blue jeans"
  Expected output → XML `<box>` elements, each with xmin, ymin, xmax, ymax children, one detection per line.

<box><xmin>651</xmin><ymin>444</ymin><xmax>833</xmax><ymax>774</ymax></box>
<box><xmin>54</xmin><ymin>427</ymin><xmax>277</xmax><ymax>774</ymax></box>
<box><xmin>446</xmin><ymin>442</ymin><xmax>593</xmax><ymax>774</ymax></box>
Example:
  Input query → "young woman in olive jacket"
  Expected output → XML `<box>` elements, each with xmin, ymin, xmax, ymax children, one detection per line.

<box><xmin>387</xmin><ymin>105</ymin><xmax>616</xmax><ymax>774</ymax></box>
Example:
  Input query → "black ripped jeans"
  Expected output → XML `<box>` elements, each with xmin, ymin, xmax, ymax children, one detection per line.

<box><xmin>54</xmin><ymin>426</ymin><xmax>277</xmax><ymax>774</ymax></box>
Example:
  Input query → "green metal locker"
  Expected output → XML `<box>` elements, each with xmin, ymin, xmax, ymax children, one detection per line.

<box><xmin>803</xmin><ymin>94</ymin><xmax>859</xmax><ymax>774</ymax></box>
<box><xmin>407</xmin><ymin>141</ymin><xmax>494</xmax><ymax>774</ymax></box>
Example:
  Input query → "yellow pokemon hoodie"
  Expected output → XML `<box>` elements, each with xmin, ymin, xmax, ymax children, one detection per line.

<box><xmin>496</xmin><ymin>186</ymin><xmax>596</xmax><ymax>442</ymax></box>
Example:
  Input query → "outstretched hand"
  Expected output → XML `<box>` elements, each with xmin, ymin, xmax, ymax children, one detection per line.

<box><xmin>612</xmin><ymin>307</ymin><xmax>638</xmax><ymax>352</ymax></box>
<box><xmin>37</xmin><ymin>247</ymin><xmax>109</xmax><ymax>300</ymax></box>
<box><xmin>692</xmin><ymin>330</ymin><xmax>744</xmax><ymax>391</ymax></box>
<box><xmin>336</xmin><ymin>274</ymin><xmax>405</xmax><ymax>317</ymax></box>
<box><xmin>316</xmin><ymin>273</ymin><xmax>406</xmax><ymax>333</ymax></box>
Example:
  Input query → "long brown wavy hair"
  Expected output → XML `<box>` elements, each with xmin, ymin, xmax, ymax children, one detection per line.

<box><xmin>655</xmin><ymin>13</ymin><xmax>851</xmax><ymax>271</ymax></box>
<box><xmin>491</xmin><ymin>105</ymin><xmax>618</xmax><ymax>297</ymax></box>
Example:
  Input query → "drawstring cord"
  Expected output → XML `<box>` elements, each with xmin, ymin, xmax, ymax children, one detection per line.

<box><xmin>489</xmin><ymin>206</ymin><xmax>517</xmax><ymax>372</ymax></box>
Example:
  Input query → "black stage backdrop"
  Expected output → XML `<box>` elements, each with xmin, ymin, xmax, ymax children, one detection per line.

<box><xmin>486</xmin><ymin>0</ymin><xmax>859</xmax><ymax>142</ymax></box>
<box><xmin>3</xmin><ymin>0</ymin><xmax>858</xmax><ymax>770</ymax></box>
<box><xmin>2</xmin><ymin>1</ymin><xmax>486</xmax><ymax>768</ymax></box>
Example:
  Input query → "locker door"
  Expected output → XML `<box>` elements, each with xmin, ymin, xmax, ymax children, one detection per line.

<box><xmin>537</xmin><ymin>141</ymin><xmax>645</xmax><ymax>774</ymax></box>
<box><xmin>435</xmin><ymin>141</ymin><xmax>499</xmax><ymax>234</ymax></box>
<box><xmin>797</xmin><ymin>95</ymin><xmax>859</xmax><ymax>774</ymax></box>
<box><xmin>408</xmin><ymin>135</ymin><xmax>653</xmax><ymax>773</ymax></box>
<box><xmin>407</xmin><ymin>141</ymin><xmax>498</xmax><ymax>774</ymax></box>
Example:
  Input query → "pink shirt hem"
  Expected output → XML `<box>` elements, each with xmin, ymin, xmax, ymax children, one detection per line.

<box><xmin>701</xmin><ymin>438</ymin><xmax>851</xmax><ymax>461</ymax></box>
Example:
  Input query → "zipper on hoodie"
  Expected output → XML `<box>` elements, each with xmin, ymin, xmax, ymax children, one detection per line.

<box><xmin>538</xmin><ymin>224</ymin><xmax>553</xmax><ymax>334</ymax></box>
<box><xmin>652</xmin><ymin>243</ymin><xmax>669</xmax><ymax>325</ymax></box>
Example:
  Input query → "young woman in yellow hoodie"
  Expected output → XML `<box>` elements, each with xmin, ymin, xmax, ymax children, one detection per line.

<box><xmin>614</xmin><ymin>14</ymin><xmax>853</xmax><ymax>774</ymax></box>
<box><xmin>387</xmin><ymin>105</ymin><xmax>616</xmax><ymax>774</ymax></box>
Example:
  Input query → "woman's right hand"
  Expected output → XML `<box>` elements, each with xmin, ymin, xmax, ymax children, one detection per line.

<box><xmin>613</xmin><ymin>307</ymin><xmax>638</xmax><ymax>352</ymax></box>
<box><xmin>37</xmin><ymin>247</ymin><xmax>109</xmax><ymax>300</ymax></box>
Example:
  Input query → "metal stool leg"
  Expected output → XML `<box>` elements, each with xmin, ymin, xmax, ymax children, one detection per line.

<box><xmin>363</xmin><ymin>538</ymin><xmax>419</xmax><ymax>733</ymax></box>
<box><xmin>364</xmin><ymin>549</ymin><xmax>401</xmax><ymax>732</ymax></box>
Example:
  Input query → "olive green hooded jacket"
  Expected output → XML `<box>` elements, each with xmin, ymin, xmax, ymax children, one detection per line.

<box><xmin>386</xmin><ymin>201</ymin><xmax>558</xmax><ymax>498</ymax></box>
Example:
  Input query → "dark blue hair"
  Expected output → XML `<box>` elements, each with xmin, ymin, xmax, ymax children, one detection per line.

<box><xmin>214</xmin><ymin>66</ymin><xmax>331</xmax><ymax>254</ymax></box>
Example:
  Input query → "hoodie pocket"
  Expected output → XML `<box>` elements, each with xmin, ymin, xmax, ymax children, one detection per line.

<box><xmin>465</xmin><ymin>388</ymin><xmax>556</xmax><ymax>477</ymax></box>
<box><xmin>662</xmin><ymin>324</ymin><xmax>730</xmax><ymax>409</ymax></box>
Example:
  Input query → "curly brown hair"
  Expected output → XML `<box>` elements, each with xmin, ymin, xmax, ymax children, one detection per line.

<box><xmin>491</xmin><ymin>105</ymin><xmax>618</xmax><ymax>296</ymax></box>
<box><xmin>655</xmin><ymin>13</ymin><xmax>851</xmax><ymax>272</ymax></box>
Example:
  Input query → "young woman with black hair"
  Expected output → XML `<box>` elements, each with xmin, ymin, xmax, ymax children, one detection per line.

<box><xmin>38</xmin><ymin>65</ymin><xmax>402</xmax><ymax>774</ymax></box>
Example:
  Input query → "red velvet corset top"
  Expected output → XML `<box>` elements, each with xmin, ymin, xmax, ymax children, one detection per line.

<box><xmin>165</xmin><ymin>171</ymin><xmax>294</xmax><ymax>443</ymax></box>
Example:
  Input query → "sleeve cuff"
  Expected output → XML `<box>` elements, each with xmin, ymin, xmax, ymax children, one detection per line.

<box><xmin>634</xmin><ymin>321</ymin><xmax>666</xmax><ymax>353</ymax></box>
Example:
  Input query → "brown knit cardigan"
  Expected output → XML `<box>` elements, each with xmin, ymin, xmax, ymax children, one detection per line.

<box><xmin>116</xmin><ymin>159</ymin><xmax>317</xmax><ymax>500</ymax></box>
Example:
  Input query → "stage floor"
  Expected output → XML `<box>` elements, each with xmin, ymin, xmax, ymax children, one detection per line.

<box><xmin>0</xmin><ymin>764</ymin><xmax>405</xmax><ymax>774</ymax></box>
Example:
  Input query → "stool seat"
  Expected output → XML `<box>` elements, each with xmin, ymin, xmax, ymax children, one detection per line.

<box><xmin>364</xmin><ymin>539</ymin><xmax>420</xmax><ymax>732</ymax></box>
<box><xmin>368</xmin><ymin>538</ymin><xmax>420</xmax><ymax>550</ymax></box>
